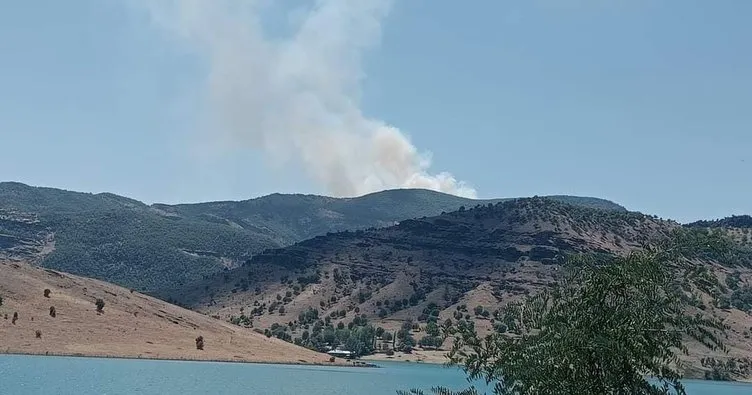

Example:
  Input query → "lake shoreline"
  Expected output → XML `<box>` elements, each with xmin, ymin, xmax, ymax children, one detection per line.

<box><xmin>361</xmin><ymin>349</ymin><xmax>449</xmax><ymax>365</ymax></box>
<box><xmin>0</xmin><ymin>350</ymin><xmax>375</xmax><ymax>368</ymax></box>
<box><xmin>359</xmin><ymin>351</ymin><xmax>752</xmax><ymax>385</ymax></box>
<box><xmin>4</xmin><ymin>350</ymin><xmax>749</xmax><ymax>385</ymax></box>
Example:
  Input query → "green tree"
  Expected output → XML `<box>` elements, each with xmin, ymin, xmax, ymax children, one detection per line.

<box><xmin>401</xmin><ymin>231</ymin><xmax>730</xmax><ymax>395</ymax></box>
<box><xmin>419</xmin><ymin>335</ymin><xmax>442</xmax><ymax>349</ymax></box>
<box><xmin>440</xmin><ymin>319</ymin><xmax>453</xmax><ymax>344</ymax></box>
<box><xmin>398</xmin><ymin>320</ymin><xmax>416</xmax><ymax>352</ymax></box>
<box><xmin>425</xmin><ymin>322</ymin><xmax>440</xmax><ymax>337</ymax></box>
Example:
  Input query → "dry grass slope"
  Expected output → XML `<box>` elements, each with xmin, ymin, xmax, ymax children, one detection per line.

<box><xmin>0</xmin><ymin>260</ymin><xmax>337</xmax><ymax>365</ymax></box>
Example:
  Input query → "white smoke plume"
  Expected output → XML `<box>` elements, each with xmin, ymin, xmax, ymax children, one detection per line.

<box><xmin>140</xmin><ymin>0</ymin><xmax>477</xmax><ymax>198</ymax></box>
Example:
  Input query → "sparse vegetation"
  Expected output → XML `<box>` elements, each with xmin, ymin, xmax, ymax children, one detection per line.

<box><xmin>403</xmin><ymin>232</ymin><xmax>732</xmax><ymax>394</ymax></box>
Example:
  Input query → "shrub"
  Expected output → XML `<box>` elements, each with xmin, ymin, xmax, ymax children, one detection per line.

<box><xmin>35</xmin><ymin>330</ymin><xmax>42</xmax><ymax>339</ymax></box>
<box><xmin>386</xmin><ymin>349</ymin><xmax>395</xmax><ymax>356</ymax></box>
<box><xmin>195</xmin><ymin>336</ymin><xmax>204</xmax><ymax>350</ymax></box>
<box><xmin>44</xmin><ymin>289</ymin><xmax>51</xmax><ymax>298</ymax></box>
<box><xmin>12</xmin><ymin>312</ymin><xmax>18</xmax><ymax>325</ymax></box>
<box><xmin>49</xmin><ymin>306</ymin><xmax>56</xmax><ymax>318</ymax></box>
<box><xmin>95</xmin><ymin>298</ymin><xmax>105</xmax><ymax>313</ymax></box>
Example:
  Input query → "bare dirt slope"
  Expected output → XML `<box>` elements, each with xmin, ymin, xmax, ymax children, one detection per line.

<box><xmin>0</xmin><ymin>260</ymin><xmax>335</xmax><ymax>365</ymax></box>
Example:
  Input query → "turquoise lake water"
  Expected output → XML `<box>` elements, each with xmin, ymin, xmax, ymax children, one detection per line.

<box><xmin>1</xmin><ymin>355</ymin><xmax>751</xmax><ymax>394</ymax></box>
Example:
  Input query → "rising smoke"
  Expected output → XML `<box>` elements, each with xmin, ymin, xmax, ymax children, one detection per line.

<box><xmin>141</xmin><ymin>0</ymin><xmax>477</xmax><ymax>198</ymax></box>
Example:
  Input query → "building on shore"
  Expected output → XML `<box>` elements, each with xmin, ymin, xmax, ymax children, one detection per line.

<box><xmin>327</xmin><ymin>350</ymin><xmax>354</xmax><ymax>359</ymax></box>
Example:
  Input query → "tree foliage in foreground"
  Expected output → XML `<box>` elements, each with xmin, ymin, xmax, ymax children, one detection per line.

<box><xmin>400</xmin><ymin>230</ymin><xmax>731</xmax><ymax>395</ymax></box>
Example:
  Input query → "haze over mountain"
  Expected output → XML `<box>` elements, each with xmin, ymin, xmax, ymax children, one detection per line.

<box><xmin>0</xmin><ymin>181</ymin><xmax>622</xmax><ymax>293</ymax></box>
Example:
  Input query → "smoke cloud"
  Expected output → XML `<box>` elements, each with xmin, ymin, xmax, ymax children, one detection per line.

<box><xmin>141</xmin><ymin>0</ymin><xmax>477</xmax><ymax>198</ymax></box>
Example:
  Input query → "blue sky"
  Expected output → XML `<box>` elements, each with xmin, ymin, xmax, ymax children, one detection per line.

<box><xmin>1</xmin><ymin>1</ymin><xmax>750</xmax><ymax>222</ymax></box>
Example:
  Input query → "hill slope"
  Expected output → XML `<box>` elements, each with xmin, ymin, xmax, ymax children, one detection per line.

<box><xmin>687</xmin><ymin>215</ymin><xmax>752</xmax><ymax>229</ymax></box>
<box><xmin>170</xmin><ymin>198</ymin><xmax>752</xmax><ymax>379</ymax></box>
<box><xmin>171</xmin><ymin>197</ymin><xmax>670</xmax><ymax>310</ymax></box>
<box><xmin>0</xmin><ymin>260</ymin><xmax>335</xmax><ymax>365</ymax></box>
<box><xmin>0</xmin><ymin>182</ymin><xmax>625</xmax><ymax>293</ymax></box>
<box><xmin>152</xmin><ymin>189</ymin><xmax>626</xmax><ymax>245</ymax></box>
<box><xmin>0</xmin><ymin>182</ymin><xmax>279</xmax><ymax>292</ymax></box>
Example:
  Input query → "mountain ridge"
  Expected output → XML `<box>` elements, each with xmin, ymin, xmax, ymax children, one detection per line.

<box><xmin>0</xmin><ymin>181</ymin><xmax>626</xmax><ymax>293</ymax></box>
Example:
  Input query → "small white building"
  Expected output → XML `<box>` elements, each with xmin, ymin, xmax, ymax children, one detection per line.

<box><xmin>327</xmin><ymin>350</ymin><xmax>354</xmax><ymax>359</ymax></box>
